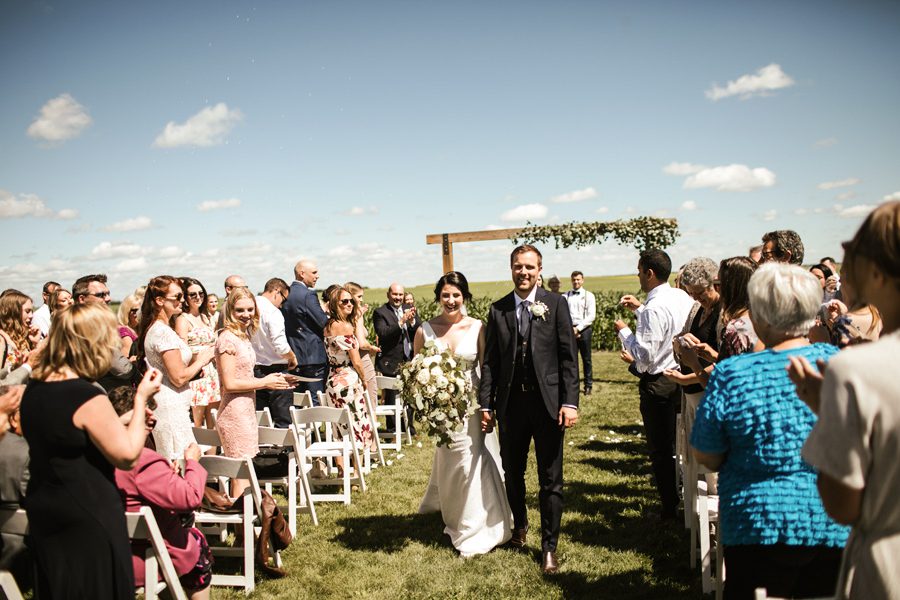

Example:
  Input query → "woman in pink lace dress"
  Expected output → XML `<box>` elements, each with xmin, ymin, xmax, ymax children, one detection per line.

<box><xmin>323</xmin><ymin>287</ymin><xmax>374</xmax><ymax>473</ymax></box>
<box><xmin>175</xmin><ymin>277</ymin><xmax>220</xmax><ymax>429</ymax></box>
<box><xmin>215</xmin><ymin>288</ymin><xmax>294</xmax><ymax>498</ymax></box>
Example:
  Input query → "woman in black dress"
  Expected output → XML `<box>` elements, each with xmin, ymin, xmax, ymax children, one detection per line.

<box><xmin>21</xmin><ymin>303</ymin><xmax>161</xmax><ymax>598</ymax></box>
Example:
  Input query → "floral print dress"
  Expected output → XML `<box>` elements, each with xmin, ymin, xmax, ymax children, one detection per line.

<box><xmin>324</xmin><ymin>335</ymin><xmax>373</xmax><ymax>450</ymax></box>
<box><xmin>185</xmin><ymin>323</ymin><xmax>220</xmax><ymax>406</ymax></box>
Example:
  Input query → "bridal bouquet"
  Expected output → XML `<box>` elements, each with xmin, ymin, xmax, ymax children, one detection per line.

<box><xmin>396</xmin><ymin>340</ymin><xmax>475</xmax><ymax>447</ymax></box>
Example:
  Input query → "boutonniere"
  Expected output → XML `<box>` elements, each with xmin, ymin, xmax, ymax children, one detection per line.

<box><xmin>529</xmin><ymin>301</ymin><xmax>549</xmax><ymax>321</ymax></box>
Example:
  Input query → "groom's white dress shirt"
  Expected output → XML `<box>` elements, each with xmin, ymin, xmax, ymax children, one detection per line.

<box><xmin>565</xmin><ymin>288</ymin><xmax>596</xmax><ymax>332</ymax></box>
<box><xmin>617</xmin><ymin>283</ymin><xmax>693</xmax><ymax>375</ymax></box>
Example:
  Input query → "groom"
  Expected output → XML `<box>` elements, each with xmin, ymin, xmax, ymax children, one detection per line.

<box><xmin>480</xmin><ymin>244</ymin><xmax>579</xmax><ymax>574</ymax></box>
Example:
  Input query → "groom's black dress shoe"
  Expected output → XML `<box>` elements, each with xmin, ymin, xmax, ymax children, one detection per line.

<box><xmin>508</xmin><ymin>527</ymin><xmax>528</xmax><ymax>549</ymax></box>
<box><xmin>541</xmin><ymin>551</ymin><xmax>559</xmax><ymax>575</ymax></box>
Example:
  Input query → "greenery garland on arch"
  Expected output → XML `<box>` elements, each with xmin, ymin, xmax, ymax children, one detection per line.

<box><xmin>513</xmin><ymin>216</ymin><xmax>680</xmax><ymax>251</ymax></box>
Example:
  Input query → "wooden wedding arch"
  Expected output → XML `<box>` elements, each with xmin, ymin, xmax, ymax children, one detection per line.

<box><xmin>426</xmin><ymin>217</ymin><xmax>680</xmax><ymax>273</ymax></box>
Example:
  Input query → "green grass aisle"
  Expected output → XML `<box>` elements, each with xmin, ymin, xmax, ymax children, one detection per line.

<box><xmin>216</xmin><ymin>352</ymin><xmax>700</xmax><ymax>599</ymax></box>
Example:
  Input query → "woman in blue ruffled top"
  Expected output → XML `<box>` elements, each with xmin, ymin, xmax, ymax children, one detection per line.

<box><xmin>690</xmin><ymin>262</ymin><xmax>849</xmax><ymax>600</ymax></box>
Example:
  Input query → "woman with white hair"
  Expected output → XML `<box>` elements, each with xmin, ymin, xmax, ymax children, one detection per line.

<box><xmin>690</xmin><ymin>263</ymin><xmax>849</xmax><ymax>600</ymax></box>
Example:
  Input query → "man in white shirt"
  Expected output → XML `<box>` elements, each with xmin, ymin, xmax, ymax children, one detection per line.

<box><xmin>614</xmin><ymin>249</ymin><xmax>694</xmax><ymax>519</ymax></box>
<box><xmin>565</xmin><ymin>271</ymin><xmax>596</xmax><ymax>395</ymax></box>
<box><xmin>252</xmin><ymin>278</ymin><xmax>297</xmax><ymax>428</ymax></box>
<box><xmin>31</xmin><ymin>280</ymin><xmax>60</xmax><ymax>337</ymax></box>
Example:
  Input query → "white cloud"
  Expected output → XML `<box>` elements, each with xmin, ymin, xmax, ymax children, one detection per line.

<box><xmin>90</xmin><ymin>241</ymin><xmax>144</xmax><ymax>260</ymax></box>
<box><xmin>103</xmin><ymin>216</ymin><xmax>153</xmax><ymax>232</ymax></box>
<box><xmin>836</xmin><ymin>204</ymin><xmax>876</xmax><ymax>218</ymax></box>
<box><xmin>662</xmin><ymin>162</ymin><xmax>706</xmax><ymax>176</ymax></box>
<box><xmin>705</xmin><ymin>63</ymin><xmax>796</xmax><ymax>101</ymax></box>
<box><xmin>883</xmin><ymin>191</ymin><xmax>900</xmax><ymax>202</ymax></box>
<box><xmin>115</xmin><ymin>257</ymin><xmax>149</xmax><ymax>272</ymax></box>
<box><xmin>27</xmin><ymin>93</ymin><xmax>92</xmax><ymax>143</ymax></box>
<box><xmin>813</xmin><ymin>137</ymin><xmax>838</xmax><ymax>149</ymax></box>
<box><xmin>0</xmin><ymin>189</ymin><xmax>77</xmax><ymax>220</ymax></box>
<box><xmin>680</xmin><ymin>200</ymin><xmax>698</xmax><ymax>211</ymax></box>
<box><xmin>343</xmin><ymin>206</ymin><xmax>379</xmax><ymax>216</ymax></box>
<box><xmin>762</xmin><ymin>209</ymin><xmax>778</xmax><ymax>221</ymax></box>
<box><xmin>197</xmin><ymin>198</ymin><xmax>241</xmax><ymax>212</ymax></box>
<box><xmin>153</xmin><ymin>103</ymin><xmax>242</xmax><ymax>148</ymax></box>
<box><xmin>794</xmin><ymin>208</ymin><xmax>809</xmax><ymax>215</ymax></box>
<box><xmin>683</xmin><ymin>164</ymin><xmax>776</xmax><ymax>192</ymax></box>
<box><xmin>595</xmin><ymin>206</ymin><xmax>609</xmax><ymax>215</ymax></box>
<box><xmin>817</xmin><ymin>177</ymin><xmax>861</xmax><ymax>190</ymax></box>
<box><xmin>500</xmin><ymin>203</ymin><xmax>548</xmax><ymax>223</ymax></box>
<box><xmin>835</xmin><ymin>191</ymin><xmax>857</xmax><ymax>202</ymax></box>
<box><xmin>550</xmin><ymin>187</ymin><xmax>597</xmax><ymax>204</ymax></box>
<box><xmin>157</xmin><ymin>246</ymin><xmax>183</xmax><ymax>258</ymax></box>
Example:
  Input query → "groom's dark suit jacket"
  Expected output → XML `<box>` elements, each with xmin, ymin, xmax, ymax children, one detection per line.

<box><xmin>479</xmin><ymin>287</ymin><xmax>579</xmax><ymax>421</ymax></box>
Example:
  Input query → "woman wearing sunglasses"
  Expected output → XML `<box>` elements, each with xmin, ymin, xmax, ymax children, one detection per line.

<box><xmin>116</xmin><ymin>293</ymin><xmax>141</xmax><ymax>358</ymax></box>
<box><xmin>136</xmin><ymin>276</ymin><xmax>215</xmax><ymax>459</ymax></box>
<box><xmin>175</xmin><ymin>277</ymin><xmax>221</xmax><ymax>430</ymax></box>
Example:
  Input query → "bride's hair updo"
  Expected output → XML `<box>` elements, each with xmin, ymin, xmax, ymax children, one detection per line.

<box><xmin>434</xmin><ymin>271</ymin><xmax>472</xmax><ymax>303</ymax></box>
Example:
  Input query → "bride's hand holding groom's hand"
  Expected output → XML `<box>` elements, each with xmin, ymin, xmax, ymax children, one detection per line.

<box><xmin>480</xmin><ymin>411</ymin><xmax>494</xmax><ymax>433</ymax></box>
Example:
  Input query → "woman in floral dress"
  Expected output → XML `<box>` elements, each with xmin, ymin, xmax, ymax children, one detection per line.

<box><xmin>175</xmin><ymin>277</ymin><xmax>220</xmax><ymax>429</ymax></box>
<box><xmin>323</xmin><ymin>287</ymin><xmax>374</xmax><ymax>472</ymax></box>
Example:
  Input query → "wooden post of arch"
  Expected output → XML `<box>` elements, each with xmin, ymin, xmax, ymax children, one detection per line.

<box><xmin>425</xmin><ymin>227</ymin><xmax>524</xmax><ymax>274</ymax></box>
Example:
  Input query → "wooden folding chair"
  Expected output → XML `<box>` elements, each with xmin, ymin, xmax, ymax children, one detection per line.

<box><xmin>257</xmin><ymin>425</ymin><xmax>318</xmax><ymax>530</ymax></box>
<box><xmin>126</xmin><ymin>507</ymin><xmax>188</xmax><ymax>600</ymax></box>
<box><xmin>290</xmin><ymin>406</ymin><xmax>366</xmax><ymax>504</ymax></box>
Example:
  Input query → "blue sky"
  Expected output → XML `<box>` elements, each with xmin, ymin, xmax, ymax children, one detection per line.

<box><xmin>2</xmin><ymin>0</ymin><xmax>899</xmax><ymax>300</ymax></box>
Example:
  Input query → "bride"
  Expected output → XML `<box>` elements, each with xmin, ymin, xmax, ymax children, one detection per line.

<box><xmin>416</xmin><ymin>271</ymin><xmax>513</xmax><ymax>557</ymax></box>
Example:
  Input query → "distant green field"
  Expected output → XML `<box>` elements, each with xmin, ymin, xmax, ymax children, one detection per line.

<box><xmin>362</xmin><ymin>274</ymin><xmax>640</xmax><ymax>306</ymax></box>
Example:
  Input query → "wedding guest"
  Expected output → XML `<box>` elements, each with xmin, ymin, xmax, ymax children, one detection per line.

<box><xmin>251</xmin><ymin>278</ymin><xmax>297</xmax><ymax>428</ymax></box>
<box><xmin>116</xmin><ymin>293</ymin><xmax>141</xmax><ymax>358</ymax></box>
<box><xmin>614</xmin><ymin>249</ymin><xmax>694</xmax><ymax>519</ymax></box>
<box><xmin>748</xmin><ymin>244</ymin><xmax>763</xmax><ymax>263</ymax></box>
<box><xmin>49</xmin><ymin>287</ymin><xmax>73</xmax><ymax>316</ymax></box>
<box><xmin>22</xmin><ymin>303</ymin><xmax>161</xmax><ymax>599</ymax></box>
<box><xmin>547</xmin><ymin>275</ymin><xmax>562</xmax><ymax>294</ymax></box>
<box><xmin>216</xmin><ymin>287</ymin><xmax>293</xmax><ymax>497</ymax></box>
<box><xmin>322</xmin><ymin>284</ymin><xmax>342</xmax><ymax>312</ymax></box>
<box><xmin>175</xmin><ymin>277</ymin><xmax>220</xmax><ymax>429</ymax></box>
<box><xmin>566</xmin><ymin>271</ymin><xmax>596</xmax><ymax>395</ymax></box>
<box><xmin>759</xmin><ymin>229</ymin><xmax>804</xmax><ymax>265</ymax></box>
<box><xmin>403</xmin><ymin>291</ymin><xmax>415</xmax><ymax>306</ymax></box>
<box><xmin>0</xmin><ymin>291</ymin><xmax>40</xmax><ymax>381</ymax></box>
<box><xmin>809</xmin><ymin>263</ymin><xmax>838</xmax><ymax>302</ymax></box>
<box><xmin>345</xmin><ymin>282</ymin><xmax>380</xmax><ymax>407</ymax></box>
<box><xmin>664</xmin><ymin>258</ymin><xmax>720</xmax><ymax>428</ymax></box>
<box><xmin>820</xmin><ymin>256</ymin><xmax>841</xmax><ymax>291</ymax></box>
<box><xmin>0</xmin><ymin>391</ymin><xmax>29</xmax><ymax>584</ymax></box>
<box><xmin>206</xmin><ymin>293</ymin><xmax>220</xmax><ymax>325</ymax></box>
<box><xmin>110</xmin><ymin>386</ymin><xmax>212</xmax><ymax>600</ymax></box>
<box><xmin>790</xmin><ymin>200</ymin><xmax>900</xmax><ymax>600</ymax></box>
<box><xmin>136</xmin><ymin>276</ymin><xmax>214</xmax><ymax>459</ymax></box>
<box><xmin>284</xmin><ymin>260</ymin><xmax>329</xmax><ymax>404</ymax></box>
<box><xmin>31</xmin><ymin>280</ymin><xmax>60</xmax><ymax>337</ymax></box>
<box><xmin>215</xmin><ymin>274</ymin><xmax>247</xmax><ymax>329</ymax></box>
<box><xmin>373</xmin><ymin>283</ymin><xmax>421</xmax><ymax>432</ymax></box>
<box><xmin>809</xmin><ymin>291</ymin><xmax>881</xmax><ymax>348</ymax></box>
<box><xmin>323</xmin><ymin>287</ymin><xmax>374</xmax><ymax>471</ymax></box>
<box><xmin>536</xmin><ymin>274</ymin><xmax>545</xmax><ymax>289</ymax></box>
<box><xmin>690</xmin><ymin>263</ymin><xmax>848</xmax><ymax>599</ymax></box>
<box><xmin>74</xmin><ymin>273</ymin><xmax>135</xmax><ymax>391</ymax></box>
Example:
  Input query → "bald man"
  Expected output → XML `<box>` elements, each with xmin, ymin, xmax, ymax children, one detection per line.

<box><xmin>216</xmin><ymin>274</ymin><xmax>247</xmax><ymax>329</ymax></box>
<box><xmin>373</xmin><ymin>283</ymin><xmax>421</xmax><ymax>431</ymax></box>
<box><xmin>284</xmin><ymin>260</ymin><xmax>328</xmax><ymax>403</ymax></box>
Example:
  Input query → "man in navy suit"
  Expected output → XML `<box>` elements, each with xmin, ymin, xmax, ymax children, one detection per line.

<box><xmin>479</xmin><ymin>245</ymin><xmax>579</xmax><ymax>575</ymax></box>
<box><xmin>283</xmin><ymin>259</ymin><xmax>328</xmax><ymax>405</ymax></box>
<box><xmin>373</xmin><ymin>283</ymin><xmax>421</xmax><ymax>431</ymax></box>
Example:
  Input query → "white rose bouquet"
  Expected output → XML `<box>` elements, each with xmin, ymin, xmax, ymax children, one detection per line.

<box><xmin>396</xmin><ymin>339</ymin><xmax>475</xmax><ymax>447</ymax></box>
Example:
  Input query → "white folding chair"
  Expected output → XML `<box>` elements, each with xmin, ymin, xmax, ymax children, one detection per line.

<box><xmin>256</xmin><ymin>425</ymin><xmax>318</xmax><ymax>530</ymax></box>
<box><xmin>361</xmin><ymin>389</ymin><xmax>386</xmax><ymax>468</ymax></box>
<box><xmin>126</xmin><ymin>507</ymin><xmax>188</xmax><ymax>600</ymax></box>
<box><xmin>696</xmin><ymin>478</ymin><xmax>724</xmax><ymax>599</ymax></box>
<box><xmin>256</xmin><ymin>408</ymin><xmax>274</xmax><ymax>427</ymax></box>
<box><xmin>0</xmin><ymin>571</ymin><xmax>23</xmax><ymax>600</ymax></box>
<box><xmin>316</xmin><ymin>391</ymin><xmax>374</xmax><ymax>474</ymax></box>
<box><xmin>374</xmin><ymin>375</ymin><xmax>411</xmax><ymax>451</ymax></box>
<box><xmin>293</xmin><ymin>391</ymin><xmax>321</xmax><ymax>443</ymax></box>
<box><xmin>754</xmin><ymin>589</ymin><xmax>833</xmax><ymax>600</ymax></box>
<box><xmin>0</xmin><ymin>508</ymin><xmax>27</xmax><ymax>600</ymax></box>
<box><xmin>290</xmin><ymin>406</ymin><xmax>366</xmax><ymax>504</ymax></box>
<box><xmin>193</xmin><ymin>455</ymin><xmax>274</xmax><ymax>594</ymax></box>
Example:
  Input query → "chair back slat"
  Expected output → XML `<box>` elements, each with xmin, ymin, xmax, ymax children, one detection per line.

<box><xmin>192</xmin><ymin>426</ymin><xmax>221</xmax><ymax>447</ymax></box>
<box><xmin>292</xmin><ymin>405</ymin><xmax>348</xmax><ymax>426</ymax></box>
<box><xmin>375</xmin><ymin>375</ymin><xmax>398</xmax><ymax>391</ymax></box>
<box><xmin>293</xmin><ymin>391</ymin><xmax>313</xmax><ymax>407</ymax></box>
<box><xmin>257</xmin><ymin>426</ymin><xmax>294</xmax><ymax>447</ymax></box>
<box><xmin>256</xmin><ymin>408</ymin><xmax>274</xmax><ymax>427</ymax></box>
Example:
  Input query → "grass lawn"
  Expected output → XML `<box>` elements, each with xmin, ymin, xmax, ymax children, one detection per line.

<box><xmin>214</xmin><ymin>351</ymin><xmax>699</xmax><ymax>599</ymax></box>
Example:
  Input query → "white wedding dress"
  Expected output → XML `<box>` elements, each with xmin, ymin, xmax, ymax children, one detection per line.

<box><xmin>418</xmin><ymin>320</ymin><xmax>513</xmax><ymax>557</ymax></box>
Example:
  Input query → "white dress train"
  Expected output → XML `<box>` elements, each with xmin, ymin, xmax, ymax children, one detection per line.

<box><xmin>418</xmin><ymin>321</ymin><xmax>513</xmax><ymax>557</ymax></box>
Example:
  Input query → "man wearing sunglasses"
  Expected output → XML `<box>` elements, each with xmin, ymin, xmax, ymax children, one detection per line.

<box><xmin>72</xmin><ymin>273</ymin><xmax>134</xmax><ymax>391</ymax></box>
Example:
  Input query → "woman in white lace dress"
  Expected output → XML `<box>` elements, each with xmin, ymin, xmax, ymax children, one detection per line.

<box><xmin>137</xmin><ymin>276</ymin><xmax>215</xmax><ymax>459</ymax></box>
<box><xmin>416</xmin><ymin>272</ymin><xmax>513</xmax><ymax>557</ymax></box>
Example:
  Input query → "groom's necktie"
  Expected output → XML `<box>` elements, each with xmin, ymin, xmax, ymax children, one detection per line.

<box><xmin>518</xmin><ymin>300</ymin><xmax>531</xmax><ymax>340</ymax></box>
